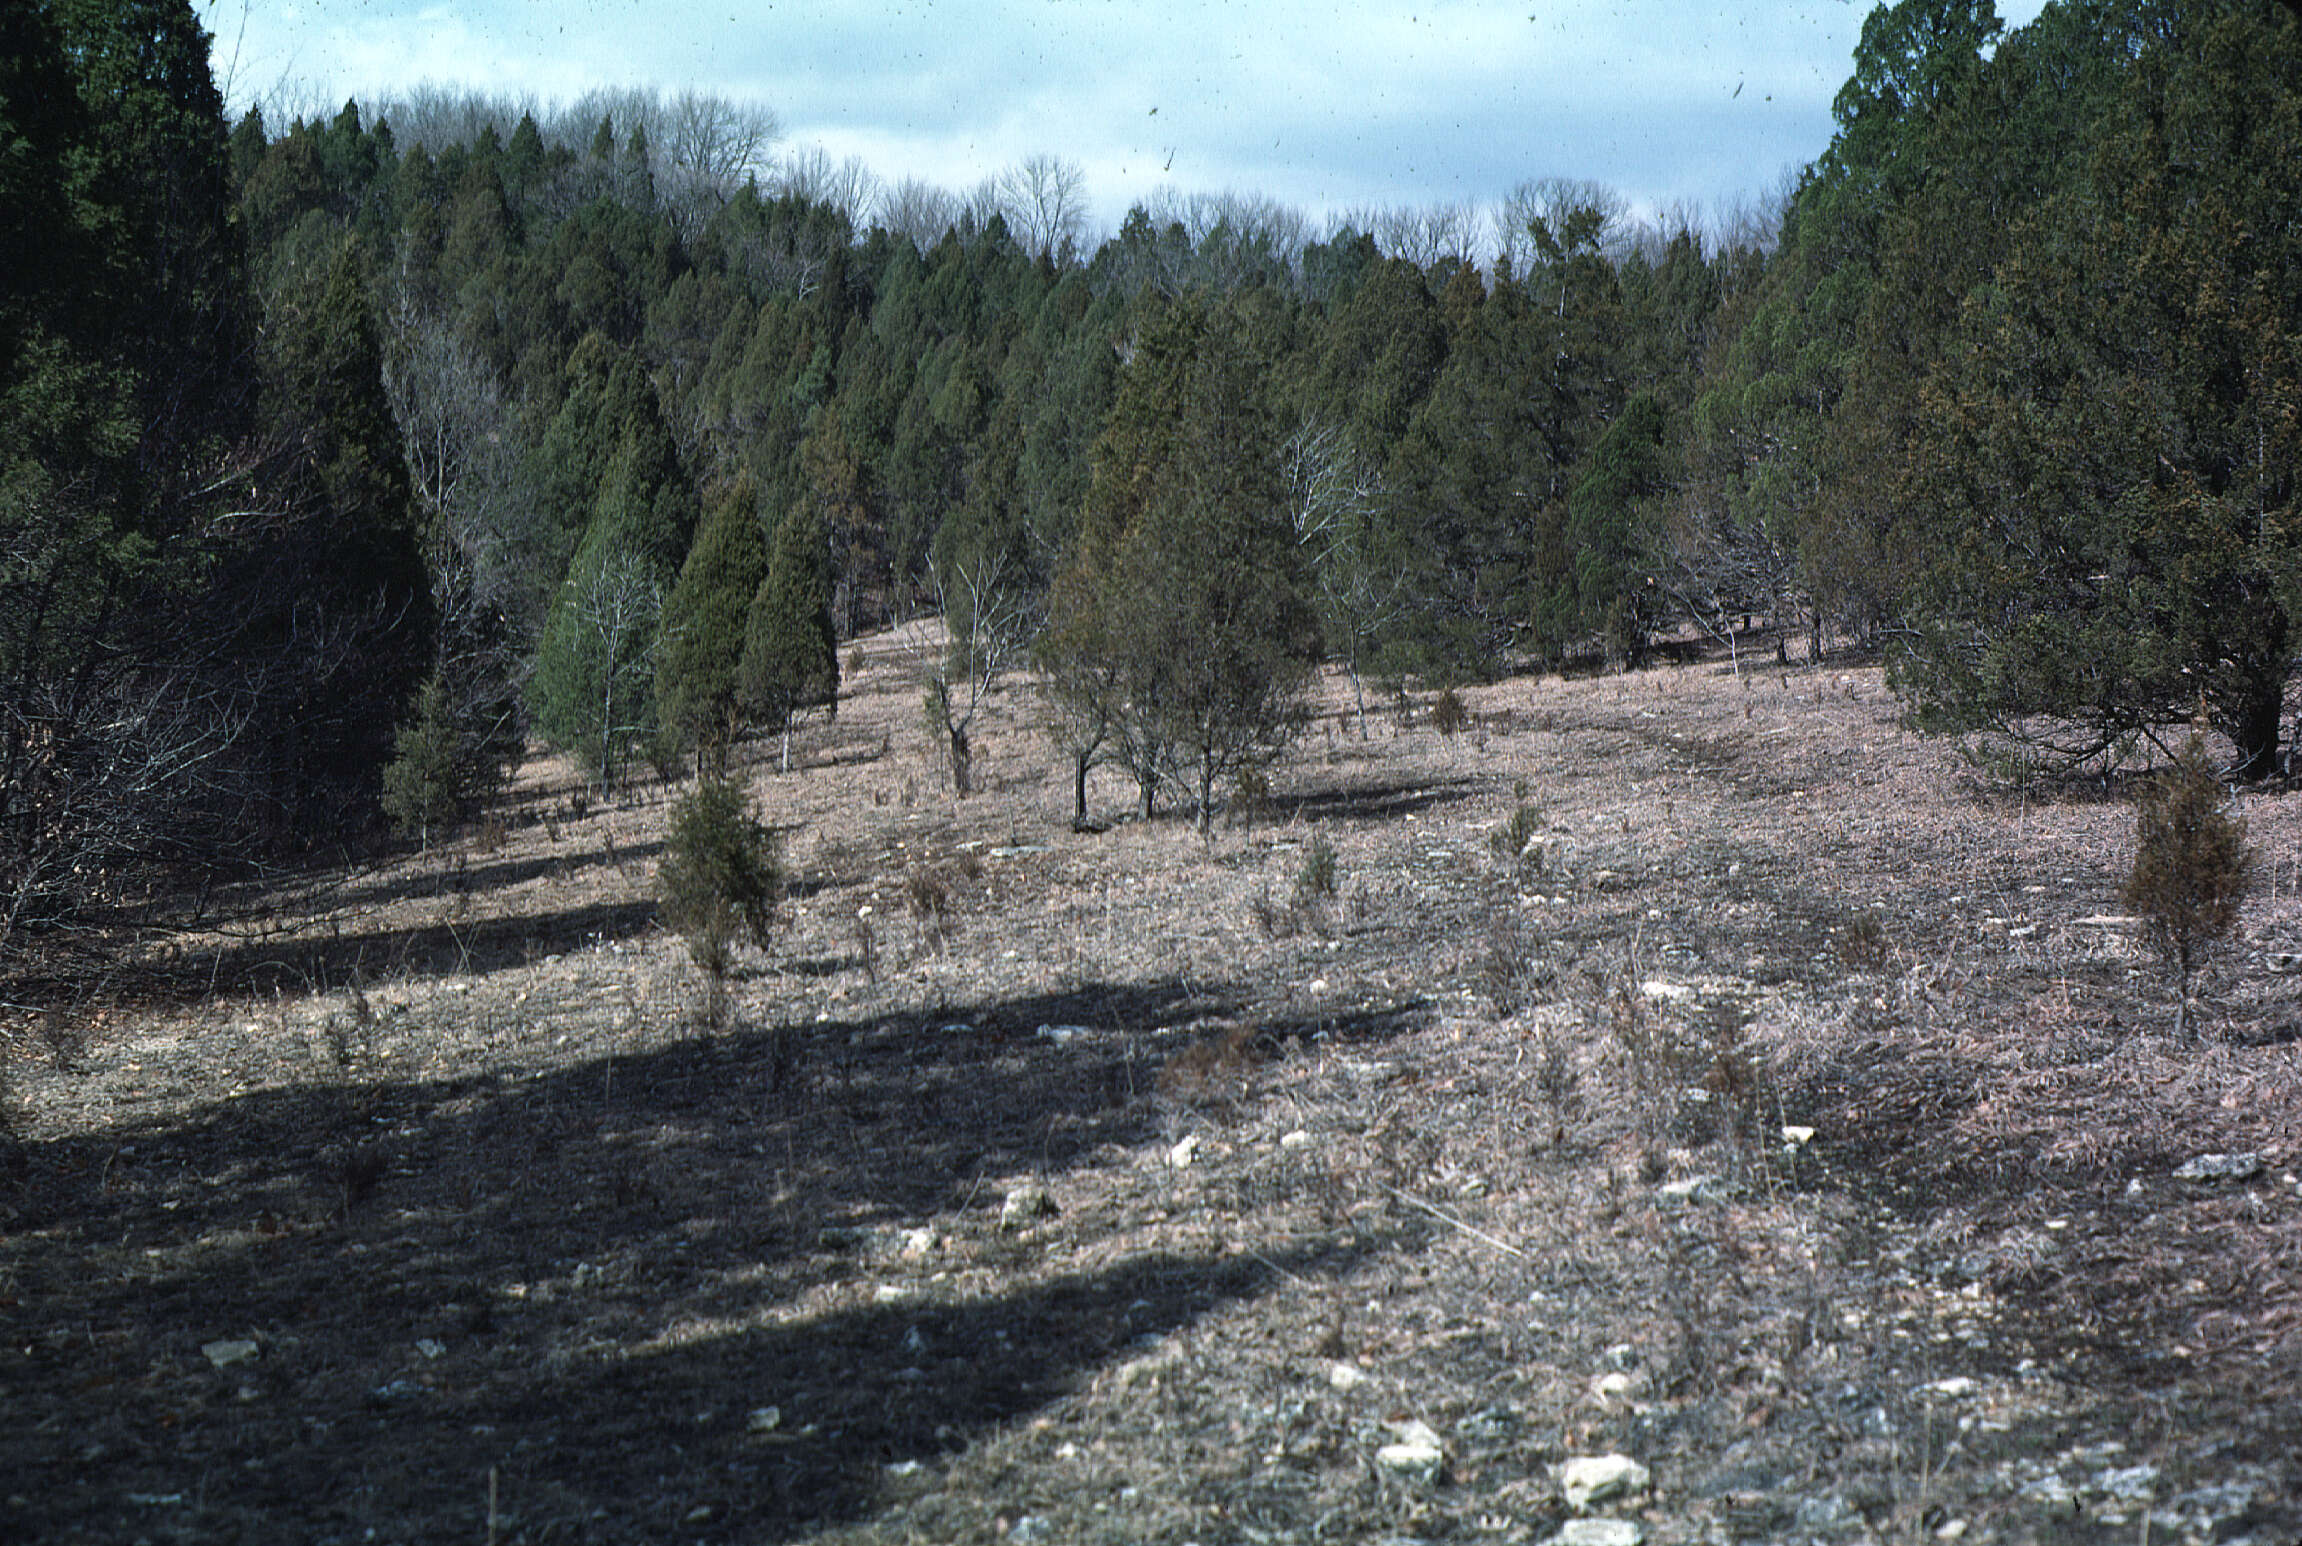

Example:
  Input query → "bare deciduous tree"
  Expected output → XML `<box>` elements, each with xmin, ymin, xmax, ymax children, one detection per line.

<box><xmin>876</xmin><ymin>175</ymin><xmax>962</xmax><ymax>250</ymax></box>
<box><xmin>917</xmin><ymin>553</ymin><xmax>1034</xmax><ymax>796</ymax></box>
<box><xmin>774</xmin><ymin>142</ymin><xmax>880</xmax><ymax>229</ymax></box>
<box><xmin>997</xmin><ymin>154</ymin><xmax>1090</xmax><ymax>260</ymax></box>
<box><xmin>1284</xmin><ymin>419</ymin><xmax>1401</xmax><ymax>736</ymax></box>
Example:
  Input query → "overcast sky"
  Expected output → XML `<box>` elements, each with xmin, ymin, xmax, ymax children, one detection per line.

<box><xmin>204</xmin><ymin>0</ymin><xmax>2051</xmax><ymax>236</ymax></box>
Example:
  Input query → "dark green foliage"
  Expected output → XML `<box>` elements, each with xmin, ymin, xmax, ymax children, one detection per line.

<box><xmin>1882</xmin><ymin>1</ymin><xmax>2302</xmax><ymax>777</ymax></box>
<box><xmin>657</xmin><ymin>773</ymin><xmax>780</xmax><ymax>978</ymax></box>
<box><xmin>380</xmin><ymin>672</ymin><xmax>465</xmax><ymax>847</ymax></box>
<box><xmin>1042</xmin><ymin>291</ymin><xmax>1320</xmax><ymax>829</ymax></box>
<box><xmin>740</xmin><ymin>499</ymin><xmax>840</xmax><ymax>740</ymax></box>
<box><xmin>2123</xmin><ymin>734</ymin><xmax>2252</xmax><ymax>1039</ymax></box>
<box><xmin>657</xmin><ymin>474</ymin><xmax>771</xmax><ymax>767</ymax></box>
<box><xmin>1552</xmin><ymin>392</ymin><xmax>1672</xmax><ymax>669</ymax></box>
<box><xmin>250</xmin><ymin>239</ymin><xmax>438</xmax><ymax>821</ymax></box>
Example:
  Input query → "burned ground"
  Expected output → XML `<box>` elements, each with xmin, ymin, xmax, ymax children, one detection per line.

<box><xmin>5</xmin><ymin>625</ymin><xmax>2301</xmax><ymax>1544</ymax></box>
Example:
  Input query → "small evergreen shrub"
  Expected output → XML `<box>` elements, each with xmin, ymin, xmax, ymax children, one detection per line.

<box><xmin>1432</xmin><ymin>686</ymin><xmax>1470</xmax><ymax>737</ymax></box>
<box><xmin>657</xmin><ymin>775</ymin><xmax>780</xmax><ymax>985</ymax></box>
<box><xmin>1489</xmin><ymin>804</ymin><xmax>1546</xmax><ymax>873</ymax></box>
<box><xmin>1295</xmin><ymin>835</ymin><xmax>1339</xmax><ymax>903</ymax></box>
<box><xmin>381</xmin><ymin>672</ymin><xmax>464</xmax><ymax>847</ymax></box>
<box><xmin>2123</xmin><ymin>733</ymin><xmax>2251</xmax><ymax>1039</ymax></box>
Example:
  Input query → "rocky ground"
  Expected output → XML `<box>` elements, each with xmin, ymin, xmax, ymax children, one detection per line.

<box><xmin>4</xmin><ymin>625</ymin><xmax>2301</xmax><ymax>1545</ymax></box>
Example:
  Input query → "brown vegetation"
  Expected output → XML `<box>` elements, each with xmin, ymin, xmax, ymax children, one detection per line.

<box><xmin>3</xmin><ymin>631</ymin><xmax>2300</xmax><ymax>1543</ymax></box>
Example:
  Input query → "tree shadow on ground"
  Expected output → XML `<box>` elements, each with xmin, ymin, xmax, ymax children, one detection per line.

<box><xmin>328</xmin><ymin>839</ymin><xmax>669</xmax><ymax>913</ymax></box>
<box><xmin>160</xmin><ymin>897</ymin><xmax>664</xmax><ymax>999</ymax></box>
<box><xmin>1285</xmin><ymin>776</ymin><xmax>1483</xmax><ymax>825</ymax></box>
<box><xmin>0</xmin><ymin>978</ymin><xmax>1387</xmax><ymax>1542</ymax></box>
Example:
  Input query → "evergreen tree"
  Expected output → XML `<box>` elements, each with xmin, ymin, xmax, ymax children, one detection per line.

<box><xmin>1043</xmin><ymin>292</ymin><xmax>1319</xmax><ymax>829</ymax></box>
<box><xmin>657</xmin><ymin>473</ymin><xmax>771</xmax><ymax>767</ymax></box>
<box><xmin>1886</xmin><ymin>1</ymin><xmax>2302</xmax><ymax>777</ymax></box>
<box><xmin>248</xmin><ymin>238</ymin><xmax>437</xmax><ymax>822</ymax></box>
<box><xmin>739</xmin><ymin>498</ymin><xmax>840</xmax><ymax>768</ymax></box>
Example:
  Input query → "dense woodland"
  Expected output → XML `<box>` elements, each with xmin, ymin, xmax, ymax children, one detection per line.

<box><xmin>3</xmin><ymin>0</ymin><xmax>2299</xmax><ymax>944</ymax></box>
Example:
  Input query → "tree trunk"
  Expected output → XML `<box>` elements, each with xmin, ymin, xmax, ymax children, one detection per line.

<box><xmin>1073</xmin><ymin>752</ymin><xmax>1090</xmax><ymax>824</ymax></box>
<box><xmin>947</xmin><ymin>724</ymin><xmax>972</xmax><ymax>796</ymax></box>
<box><xmin>2226</xmin><ymin>670</ymin><xmax>2284</xmax><ymax>781</ymax></box>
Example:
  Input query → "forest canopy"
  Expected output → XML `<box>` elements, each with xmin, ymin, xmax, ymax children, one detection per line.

<box><xmin>4</xmin><ymin>0</ymin><xmax>2296</xmax><ymax>945</ymax></box>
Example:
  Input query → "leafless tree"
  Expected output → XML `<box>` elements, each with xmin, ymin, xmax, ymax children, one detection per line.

<box><xmin>1328</xmin><ymin>200</ymin><xmax>1481</xmax><ymax>270</ymax></box>
<box><xmin>774</xmin><ymin>143</ymin><xmax>880</xmax><ymax>229</ymax></box>
<box><xmin>996</xmin><ymin>154</ymin><xmax>1091</xmax><ymax>260</ymax></box>
<box><xmin>566</xmin><ymin>551</ymin><xmax>661</xmax><ymax>797</ymax></box>
<box><xmin>1284</xmin><ymin>419</ymin><xmax>1402</xmax><ymax>736</ymax></box>
<box><xmin>1655</xmin><ymin>482</ymin><xmax>1801</xmax><ymax>679</ymax></box>
<box><xmin>1492</xmin><ymin>177</ymin><xmax>1631</xmax><ymax>278</ymax></box>
<box><xmin>916</xmin><ymin>552</ymin><xmax>1034</xmax><ymax>796</ymax></box>
<box><xmin>370</xmin><ymin>84</ymin><xmax>541</xmax><ymax>152</ymax></box>
<box><xmin>876</xmin><ymin>175</ymin><xmax>963</xmax><ymax>250</ymax></box>
<box><xmin>1142</xmin><ymin>188</ymin><xmax>1308</xmax><ymax>286</ymax></box>
<box><xmin>959</xmin><ymin>176</ymin><xmax>1007</xmax><ymax>242</ymax></box>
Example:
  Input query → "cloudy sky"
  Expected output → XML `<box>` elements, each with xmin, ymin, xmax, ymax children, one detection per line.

<box><xmin>204</xmin><ymin>0</ymin><xmax>2050</xmax><ymax>234</ymax></box>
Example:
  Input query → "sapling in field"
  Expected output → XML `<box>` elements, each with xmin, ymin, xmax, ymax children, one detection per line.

<box><xmin>657</xmin><ymin>774</ymin><xmax>780</xmax><ymax>1024</ymax></box>
<box><xmin>2123</xmin><ymin>734</ymin><xmax>2251</xmax><ymax>1041</ymax></box>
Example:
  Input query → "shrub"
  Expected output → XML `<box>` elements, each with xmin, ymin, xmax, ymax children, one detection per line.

<box><xmin>657</xmin><ymin>775</ymin><xmax>780</xmax><ymax>985</ymax></box>
<box><xmin>1295</xmin><ymin>834</ymin><xmax>1339</xmax><ymax>902</ymax></box>
<box><xmin>381</xmin><ymin>672</ymin><xmax>464</xmax><ymax>847</ymax></box>
<box><xmin>1432</xmin><ymin>686</ymin><xmax>1470</xmax><ymax>737</ymax></box>
<box><xmin>2123</xmin><ymin>733</ymin><xmax>2251</xmax><ymax>1039</ymax></box>
<box><xmin>1489</xmin><ymin>804</ymin><xmax>1546</xmax><ymax>874</ymax></box>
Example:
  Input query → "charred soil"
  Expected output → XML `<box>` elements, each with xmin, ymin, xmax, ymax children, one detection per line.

<box><xmin>5</xmin><ymin>624</ymin><xmax>2301</xmax><ymax>1544</ymax></box>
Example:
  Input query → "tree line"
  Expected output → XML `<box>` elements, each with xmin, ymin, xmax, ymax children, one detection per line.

<box><xmin>4</xmin><ymin>0</ymin><xmax>2296</xmax><ymax>943</ymax></box>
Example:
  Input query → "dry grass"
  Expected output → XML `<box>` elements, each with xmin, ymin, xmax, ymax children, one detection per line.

<box><xmin>1</xmin><ymin>635</ymin><xmax>2299</xmax><ymax>1542</ymax></box>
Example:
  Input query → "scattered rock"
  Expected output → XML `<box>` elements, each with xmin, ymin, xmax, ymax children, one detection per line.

<box><xmin>746</xmin><ymin>1406</ymin><xmax>782</xmax><ymax>1433</ymax></box>
<box><xmin>1168</xmin><ymin>1134</ymin><xmax>1201</xmax><ymax>1168</ymax></box>
<box><xmin>1591</xmin><ymin>1371</ymin><xmax>1636</xmax><ymax>1403</ymax></box>
<box><xmin>1000</xmin><ymin>1185</ymin><xmax>1057</xmax><ymax>1228</ymax></box>
<box><xmin>1556</xmin><ymin>1454</ymin><xmax>1650</xmax><ymax>1511</ymax></box>
<box><xmin>1375</xmin><ymin>1418</ymin><xmax>1446</xmax><ymax>1481</ymax></box>
<box><xmin>1640</xmin><ymin>980</ymin><xmax>1694</xmax><ymax>1003</ymax></box>
<box><xmin>2175</xmin><ymin>1153</ymin><xmax>2263</xmax><ymax>1182</ymax></box>
<box><xmin>1035</xmin><ymin>1024</ymin><xmax>1090</xmax><ymax>1044</ymax></box>
<box><xmin>1457</xmin><ymin>1405</ymin><xmax>1520</xmax><ymax>1441</ymax></box>
<box><xmin>201</xmin><ymin>1339</ymin><xmax>259</xmax><ymax>1369</ymax></box>
<box><xmin>2020</xmin><ymin>1474</ymin><xmax>2079</xmax><ymax>1513</ymax></box>
<box><xmin>1006</xmin><ymin>1514</ymin><xmax>1053</xmax><ymax>1543</ymax></box>
<box><xmin>898</xmin><ymin>1226</ymin><xmax>938</xmax><ymax>1259</ymax></box>
<box><xmin>415</xmin><ymin>1338</ymin><xmax>445</xmax><ymax>1360</ymax></box>
<box><xmin>1793</xmin><ymin>1494</ymin><xmax>1862</xmax><ymax>1533</ymax></box>
<box><xmin>1559</xmin><ymin>1521</ymin><xmax>1644</xmax><ymax>1546</ymax></box>
<box><xmin>2094</xmin><ymin>1464</ymin><xmax>2160</xmax><ymax>1501</ymax></box>
<box><xmin>1922</xmin><ymin>1376</ymin><xmax>1976</xmax><ymax>1398</ymax></box>
<box><xmin>1280</xmin><ymin>1129</ymin><xmax>1313</xmax><ymax>1150</ymax></box>
<box><xmin>1327</xmin><ymin>1361</ymin><xmax>1369</xmax><ymax>1391</ymax></box>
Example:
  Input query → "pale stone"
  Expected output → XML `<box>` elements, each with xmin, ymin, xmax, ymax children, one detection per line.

<box><xmin>1557</xmin><ymin>1454</ymin><xmax>1650</xmax><ymax>1511</ymax></box>
<box><xmin>1559</xmin><ymin>1521</ymin><xmax>1645</xmax><ymax>1546</ymax></box>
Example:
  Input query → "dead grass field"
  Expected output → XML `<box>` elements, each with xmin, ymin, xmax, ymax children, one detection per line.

<box><xmin>4</xmin><ymin>623</ymin><xmax>2301</xmax><ymax>1545</ymax></box>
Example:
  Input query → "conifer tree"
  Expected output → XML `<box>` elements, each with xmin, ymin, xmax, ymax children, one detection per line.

<box><xmin>250</xmin><ymin>238</ymin><xmax>437</xmax><ymax>821</ymax></box>
<box><xmin>739</xmin><ymin>498</ymin><xmax>839</xmax><ymax>769</ymax></box>
<box><xmin>658</xmin><ymin>473</ymin><xmax>770</xmax><ymax>769</ymax></box>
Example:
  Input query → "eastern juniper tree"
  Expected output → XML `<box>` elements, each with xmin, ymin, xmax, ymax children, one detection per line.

<box><xmin>657</xmin><ymin>472</ymin><xmax>771</xmax><ymax>771</ymax></box>
<box><xmin>2124</xmin><ymin>733</ymin><xmax>2252</xmax><ymax>1042</ymax></box>
<box><xmin>739</xmin><ymin>497</ymin><xmax>839</xmax><ymax>771</ymax></box>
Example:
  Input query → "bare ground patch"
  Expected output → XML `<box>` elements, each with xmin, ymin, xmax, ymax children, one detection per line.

<box><xmin>4</xmin><ymin>640</ymin><xmax>2300</xmax><ymax>1544</ymax></box>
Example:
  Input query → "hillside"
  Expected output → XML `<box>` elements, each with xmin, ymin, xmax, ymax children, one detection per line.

<box><xmin>4</xmin><ymin>636</ymin><xmax>2300</xmax><ymax>1544</ymax></box>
